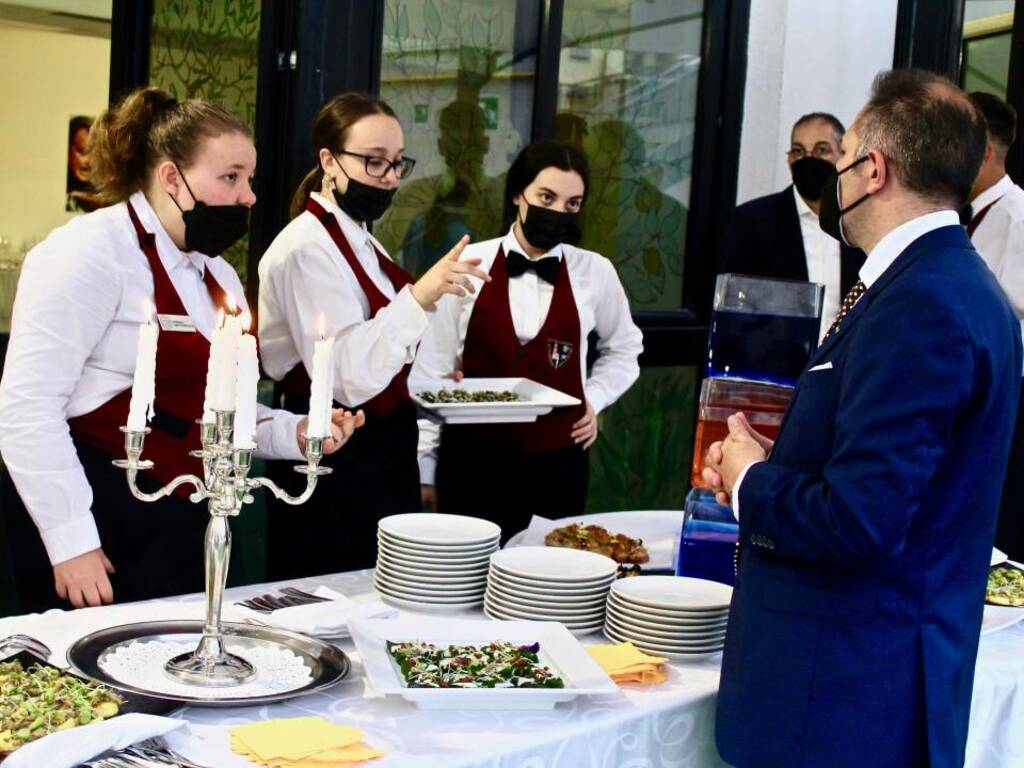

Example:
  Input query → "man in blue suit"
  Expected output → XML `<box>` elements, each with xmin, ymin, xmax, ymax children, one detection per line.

<box><xmin>703</xmin><ymin>69</ymin><xmax>1022</xmax><ymax>768</ymax></box>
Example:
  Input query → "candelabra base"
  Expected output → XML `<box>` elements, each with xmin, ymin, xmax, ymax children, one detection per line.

<box><xmin>164</xmin><ymin>648</ymin><xmax>256</xmax><ymax>687</ymax></box>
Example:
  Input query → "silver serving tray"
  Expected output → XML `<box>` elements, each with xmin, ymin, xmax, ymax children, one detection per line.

<box><xmin>66</xmin><ymin>620</ymin><xmax>350</xmax><ymax>707</ymax></box>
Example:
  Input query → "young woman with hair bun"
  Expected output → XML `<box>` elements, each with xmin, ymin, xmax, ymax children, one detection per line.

<box><xmin>414</xmin><ymin>140</ymin><xmax>643</xmax><ymax>536</ymax></box>
<box><xmin>0</xmin><ymin>86</ymin><xmax>362</xmax><ymax>613</ymax></box>
<box><xmin>259</xmin><ymin>92</ymin><xmax>487</xmax><ymax>576</ymax></box>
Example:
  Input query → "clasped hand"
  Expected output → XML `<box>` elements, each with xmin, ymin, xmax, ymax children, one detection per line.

<box><xmin>701</xmin><ymin>412</ymin><xmax>774</xmax><ymax>506</ymax></box>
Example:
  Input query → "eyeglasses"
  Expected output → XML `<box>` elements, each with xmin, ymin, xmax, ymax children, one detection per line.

<box><xmin>337</xmin><ymin>149</ymin><xmax>417</xmax><ymax>180</ymax></box>
<box><xmin>787</xmin><ymin>145</ymin><xmax>838</xmax><ymax>161</ymax></box>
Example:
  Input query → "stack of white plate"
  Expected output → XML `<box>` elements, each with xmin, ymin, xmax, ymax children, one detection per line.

<box><xmin>484</xmin><ymin>547</ymin><xmax>618</xmax><ymax>634</ymax></box>
<box><xmin>374</xmin><ymin>513</ymin><xmax>500</xmax><ymax>612</ymax></box>
<box><xmin>604</xmin><ymin>576</ymin><xmax>732</xmax><ymax>659</ymax></box>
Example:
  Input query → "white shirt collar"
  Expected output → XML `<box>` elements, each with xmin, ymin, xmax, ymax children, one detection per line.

<box><xmin>310</xmin><ymin>191</ymin><xmax>372</xmax><ymax>251</ymax></box>
<box><xmin>858</xmin><ymin>210</ymin><xmax>961</xmax><ymax>288</ymax></box>
<box><xmin>792</xmin><ymin>185</ymin><xmax>817</xmax><ymax>219</ymax></box>
<box><xmin>972</xmin><ymin>174</ymin><xmax>1015</xmax><ymax>213</ymax></box>
<box><xmin>128</xmin><ymin>191</ymin><xmax>207</xmax><ymax>275</ymax></box>
<box><xmin>502</xmin><ymin>225</ymin><xmax>563</xmax><ymax>261</ymax></box>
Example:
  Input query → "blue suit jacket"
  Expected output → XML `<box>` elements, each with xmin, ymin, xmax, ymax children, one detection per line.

<box><xmin>715</xmin><ymin>225</ymin><xmax>1022</xmax><ymax>768</ymax></box>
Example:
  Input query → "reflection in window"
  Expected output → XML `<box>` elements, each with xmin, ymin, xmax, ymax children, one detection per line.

<box><xmin>558</xmin><ymin>0</ymin><xmax>703</xmax><ymax>309</ymax></box>
<box><xmin>961</xmin><ymin>1</ymin><xmax>1014</xmax><ymax>97</ymax></box>
<box><xmin>376</xmin><ymin>0</ymin><xmax>538</xmax><ymax>275</ymax></box>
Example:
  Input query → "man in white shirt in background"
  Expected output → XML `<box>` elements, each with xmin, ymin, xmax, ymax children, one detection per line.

<box><xmin>967</xmin><ymin>90</ymin><xmax>1024</xmax><ymax>560</ymax></box>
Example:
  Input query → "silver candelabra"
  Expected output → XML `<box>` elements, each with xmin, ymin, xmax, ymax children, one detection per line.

<box><xmin>113</xmin><ymin>410</ymin><xmax>330</xmax><ymax>687</ymax></box>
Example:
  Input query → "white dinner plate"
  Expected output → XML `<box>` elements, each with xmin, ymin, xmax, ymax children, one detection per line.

<box><xmin>379</xmin><ymin>542</ymin><xmax>494</xmax><ymax>567</ymax></box>
<box><xmin>484</xmin><ymin>593</ymin><xmax>606</xmax><ymax>621</ymax></box>
<box><xmin>379</xmin><ymin>512</ymin><xmax>502</xmax><ymax>545</ymax></box>
<box><xmin>377</xmin><ymin>551</ymin><xmax>491</xmax><ymax>574</ymax></box>
<box><xmin>607</xmin><ymin>591</ymin><xmax>730</xmax><ymax>622</ymax></box>
<box><xmin>376</xmin><ymin>591</ymin><xmax>483</xmax><ymax>614</ymax></box>
<box><xmin>376</xmin><ymin>563</ymin><xmax>488</xmax><ymax>587</ymax></box>
<box><xmin>483</xmin><ymin>603</ymin><xmax>605</xmax><ymax>632</ymax></box>
<box><xmin>603</xmin><ymin>623</ymin><xmax>725</xmax><ymax>657</ymax></box>
<box><xmin>378</xmin><ymin>536</ymin><xmax>496</xmax><ymax>563</ymax></box>
<box><xmin>606</xmin><ymin>602</ymin><xmax>730</xmax><ymax>631</ymax></box>
<box><xmin>350</xmin><ymin>616</ymin><xmax>616</xmax><ymax>709</ymax></box>
<box><xmin>378</xmin><ymin>528</ymin><xmax>500</xmax><ymax>554</ymax></box>
<box><xmin>507</xmin><ymin>511</ymin><xmax>685</xmax><ymax>571</ymax></box>
<box><xmin>490</xmin><ymin>547</ymin><xmax>618</xmax><ymax>582</ymax></box>
<box><xmin>487</xmin><ymin>566</ymin><xmax>616</xmax><ymax>593</ymax></box>
<box><xmin>373</xmin><ymin>579</ymin><xmax>485</xmax><ymax>606</ymax></box>
<box><xmin>486</xmin><ymin>578</ymin><xmax>610</xmax><ymax>606</ymax></box>
<box><xmin>604</xmin><ymin>613</ymin><xmax>727</xmax><ymax>644</ymax></box>
<box><xmin>610</xmin><ymin>576</ymin><xmax>733</xmax><ymax>612</ymax></box>
<box><xmin>410</xmin><ymin>377</ymin><xmax>582</xmax><ymax>425</ymax></box>
<box><xmin>375</xmin><ymin>571</ymin><xmax>486</xmax><ymax>599</ymax></box>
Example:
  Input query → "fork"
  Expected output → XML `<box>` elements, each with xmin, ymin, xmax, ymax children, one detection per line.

<box><xmin>234</xmin><ymin>587</ymin><xmax>331</xmax><ymax>613</ymax></box>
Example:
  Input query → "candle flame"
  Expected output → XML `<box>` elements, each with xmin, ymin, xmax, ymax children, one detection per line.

<box><xmin>226</xmin><ymin>293</ymin><xmax>238</xmax><ymax>314</ymax></box>
<box><xmin>318</xmin><ymin>313</ymin><xmax>326</xmax><ymax>340</ymax></box>
<box><xmin>241</xmin><ymin>310</ymin><xmax>252</xmax><ymax>332</ymax></box>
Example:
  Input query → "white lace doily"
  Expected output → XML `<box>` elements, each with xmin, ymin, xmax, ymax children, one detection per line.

<box><xmin>99</xmin><ymin>640</ymin><xmax>313</xmax><ymax>699</ymax></box>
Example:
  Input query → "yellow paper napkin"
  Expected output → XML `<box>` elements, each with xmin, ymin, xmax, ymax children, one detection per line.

<box><xmin>585</xmin><ymin>641</ymin><xmax>670</xmax><ymax>686</ymax></box>
<box><xmin>230</xmin><ymin>717</ymin><xmax>383</xmax><ymax>767</ymax></box>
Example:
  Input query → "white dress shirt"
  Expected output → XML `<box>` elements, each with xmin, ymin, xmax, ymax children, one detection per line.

<box><xmin>0</xmin><ymin>192</ymin><xmax>304</xmax><ymax>566</ymax></box>
<box><xmin>414</xmin><ymin>227</ymin><xmax>644</xmax><ymax>483</ymax></box>
<box><xmin>258</xmin><ymin>192</ymin><xmax>429</xmax><ymax>407</ymax></box>
<box><xmin>793</xmin><ymin>187</ymin><xmax>841</xmax><ymax>339</ymax></box>
<box><xmin>730</xmin><ymin>209</ymin><xmax>961</xmax><ymax>518</ymax></box>
<box><xmin>970</xmin><ymin>174</ymin><xmax>1024</xmax><ymax>372</ymax></box>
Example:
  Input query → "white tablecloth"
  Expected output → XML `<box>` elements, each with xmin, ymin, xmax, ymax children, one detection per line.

<box><xmin>0</xmin><ymin>569</ymin><xmax>1020</xmax><ymax>768</ymax></box>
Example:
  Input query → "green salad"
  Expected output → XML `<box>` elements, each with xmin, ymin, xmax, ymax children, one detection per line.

<box><xmin>418</xmin><ymin>389</ymin><xmax>522</xmax><ymax>404</ymax></box>
<box><xmin>387</xmin><ymin>640</ymin><xmax>565</xmax><ymax>689</ymax></box>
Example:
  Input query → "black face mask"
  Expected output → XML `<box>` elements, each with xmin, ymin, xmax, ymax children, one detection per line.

<box><xmin>818</xmin><ymin>155</ymin><xmax>871</xmax><ymax>246</ymax></box>
<box><xmin>169</xmin><ymin>169</ymin><xmax>249</xmax><ymax>256</ymax></box>
<box><xmin>790</xmin><ymin>156</ymin><xmax>835</xmax><ymax>202</ymax></box>
<box><xmin>518</xmin><ymin>204</ymin><xmax>582</xmax><ymax>251</ymax></box>
<box><xmin>331</xmin><ymin>154</ymin><xmax>396</xmax><ymax>223</ymax></box>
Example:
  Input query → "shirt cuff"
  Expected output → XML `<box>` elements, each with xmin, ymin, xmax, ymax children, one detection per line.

<box><xmin>419</xmin><ymin>455</ymin><xmax>437</xmax><ymax>486</ymax></box>
<box><xmin>40</xmin><ymin>515</ymin><xmax>103</xmax><ymax>566</ymax></box>
<box><xmin>255</xmin><ymin>409</ymin><xmax>305</xmax><ymax>461</ymax></box>
<box><xmin>730</xmin><ymin>460</ymin><xmax>763</xmax><ymax>521</ymax></box>
<box><xmin>583</xmin><ymin>383</ymin><xmax>608</xmax><ymax>415</ymax></box>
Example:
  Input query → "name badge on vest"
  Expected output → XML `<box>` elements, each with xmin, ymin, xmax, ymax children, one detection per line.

<box><xmin>157</xmin><ymin>314</ymin><xmax>197</xmax><ymax>333</ymax></box>
<box><xmin>548</xmin><ymin>339</ymin><xmax>575</xmax><ymax>369</ymax></box>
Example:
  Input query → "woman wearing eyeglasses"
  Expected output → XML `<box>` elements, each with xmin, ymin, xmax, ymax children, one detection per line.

<box><xmin>258</xmin><ymin>92</ymin><xmax>488</xmax><ymax>577</ymax></box>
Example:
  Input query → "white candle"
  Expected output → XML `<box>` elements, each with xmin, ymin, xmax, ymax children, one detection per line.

<box><xmin>213</xmin><ymin>300</ymin><xmax>243</xmax><ymax>412</ymax></box>
<box><xmin>307</xmin><ymin>315</ymin><xmax>334</xmax><ymax>439</ymax></box>
<box><xmin>202</xmin><ymin>309</ymin><xmax>224</xmax><ymax>423</ymax></box>
<box><xmin>127</xmin><ymin>306</ymin><xmax>158</xmax><ymax>431</ymax></box>
<box><xmin>234</xmin><ymin>319</ymin><xmax>259</xmax><ymax>449</ymax></box>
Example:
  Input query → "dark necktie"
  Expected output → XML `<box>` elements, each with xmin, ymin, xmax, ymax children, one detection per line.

<box><xmin>823</xmin><ymin>280</ymin><xmax>866</xmax><ymax>340</ymax></box>
<box><xmin>506</xmin><ymin>250</ymin><xmax>560</xmax><ymax>285</ymax></box>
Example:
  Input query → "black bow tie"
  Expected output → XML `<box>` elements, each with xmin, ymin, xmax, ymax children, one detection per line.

<box><xmin>506</xmin><ymin>250</ymin><xmax>560</xmax><ymax>285</ymax></box>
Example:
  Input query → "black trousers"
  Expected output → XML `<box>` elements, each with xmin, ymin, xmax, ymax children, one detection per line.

<box><xmin>435</xmin><ymin>425</ymin><xmax>590</xmax><ymax>544</ymax></box>
<box><xmin>996</xmin><ymin>378</ymin><xmax>1024</xmax><ymax>560</ymax></box>
<box><xmin>0</xmin><ymin>440</ymin><xmax>208</xmax><ymax>614</ymax></box>
<box><xmin>266</xmin><ymin>398</ymin><xmax>420</xmax><ymax>580</ymax></box>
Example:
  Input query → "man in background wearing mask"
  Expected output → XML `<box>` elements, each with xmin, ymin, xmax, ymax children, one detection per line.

<box><xmin>966</xmin><ymin>91</ymin><xmax>1024</xmax><ymax>561</ymax></box>
<box><xmin>718</xmin><ymin>113</ymin><xmax>865</xmax><ymax>338</ymax></box>
<box><xmin>703</xmin><ymin>70</ymin><xmax>1021</xmax><ymax>768</ymax></box>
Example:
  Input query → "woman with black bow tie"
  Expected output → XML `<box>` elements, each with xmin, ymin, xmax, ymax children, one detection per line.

<box><xmin>414</xmin><ymin>141</ymin><xmax>643</xmax><ymax>538</ymax></box>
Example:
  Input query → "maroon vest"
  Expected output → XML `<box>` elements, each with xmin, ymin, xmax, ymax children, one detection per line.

<box><xmin>460</xmin><ymin>246</ymin><xmax>586</xmax><ymax>453</ymax></box>
<box><xmin>280</xmin><ymin>197</ymin><xmax>416</xmax><ymax>417</ymax></box>
<box><xmin>67</xmin><ymin>201</ymin><xmax>235</xmax><ymax>492</ymax></box>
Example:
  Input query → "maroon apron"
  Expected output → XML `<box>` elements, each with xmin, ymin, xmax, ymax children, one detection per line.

<box><xmin>277</xmin><ymin>197</ymin><xmax>415</xmax><ymax>415</ymax></box>
<box><xmin>67</xmin><ymin>201</ymin><xmax>235</xmax><ymax>489</ymax></box>
<box><xmin>266</xmin><ymin>197</ymin><xmax>421</xmax><ymax>580</ymax></box>
<box><xmin>436</xmin><ymin>246</ymin><xmax>590</xmax><ymax>533</ymax></box>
